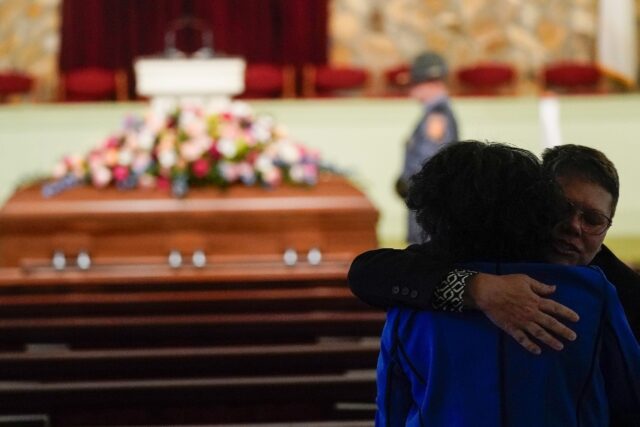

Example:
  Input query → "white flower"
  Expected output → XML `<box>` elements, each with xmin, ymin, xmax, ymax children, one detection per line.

<box><xmin>91</xmin><ymin>166</ymin><xmax>112</xmax><ymax>188</ymax></box>
<box><xmin>118</xmin><ymin>149</ymin><xmax>133</xmax><ymax>166</ymax></box>
<box><xmin>255</xmin><ymin>155</ymin><xmax>275</xmax><ymax>173</ymax></box>
<box><xmin>132</xmin><ymin>153</ymin><xmax>152</xmax><ymax>174</ymax></box>
<box><xmin>138</xmin><ymin>129</ymin><xmax>155</xmax><ymax>150</ymax></box>
<box><xmin>145</xmin><ymin>110</ymin><xmax>166</xmax><ymax>134</ymax></box>
<box><xmin>196</xmin><ymin>135</ymin><xmax>212</xmax><ymax>151</ymax></box>
<box><xmin>289</xmin><ymin>164</ymin><xmax>305</xmax><ymax>183</ymax></box>
<box><xmin>52</xmin><ymin>162</ymin><xmax>68</xmax><ymax>179</ymax></box>
<box><xmin>158</xmin><ymin>150</ymin><xmax>177</xmax><ymax>168</ymax></box>
<box><xmin>180</xmin><ymin>110</ymin><xmax>207</xmax><ymax>138</ymax></box>
<box><xmin>230</xmin><ymin>101</ymin><xmax>253</xmax><ymax>118</ymax></box>
<box><xmin>277</xmin><ymin>140</ymin><xmax>301</xmax><ymax>164</ymax></box>
<box><xmin>180</xmin><ymin>141</ymin><xmax>204</xmax><ymax>162</ymax></box>
<box><xmin>262</xmin><ymin>167</ymin><xmax>282</xmax><ymax>186</ymax></box>
<box><xmin>253</xmin><ymin>123</ymin><xmax>272</xmax><ymax>143</ymax></box>
<box><xmin>124</xmin><ymin>132</ymin><xmax>138</xmax><ymax>150</ymax></box>
<box><xmin>218</xmin><ymin>161</ymin><xmax>239</xmax><ymax>182</ymax></box>
<box><xmin>218</xmin><ymin>138</ymin><xmax>238</xmax><ymax>159</ymax></box>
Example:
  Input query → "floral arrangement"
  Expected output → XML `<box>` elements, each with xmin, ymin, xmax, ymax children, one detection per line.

<box><xmin>43</xmin><ymin>102</ymin><xmax>321</xmax><ymax>198</ymax></box>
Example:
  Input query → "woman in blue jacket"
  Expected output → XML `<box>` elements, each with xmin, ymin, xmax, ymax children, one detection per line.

<box><xmin>376</xmin><ymin>140</ymin><xmax>640</xmax><ymax>426</ymax></box>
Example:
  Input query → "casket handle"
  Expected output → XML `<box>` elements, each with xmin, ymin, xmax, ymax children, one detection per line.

<box><xmin>168</xmin><ymin>250</ymin><xmax>183</xmax><ymax>269</ymax></box>
<box><xmin>283</xmin><ymin>248</ymin><xmax>298</xmax><ymax>267</ymax></box>
<box><xmin>192</xmin><ymin>250</ymin><xmax>207</xmax><ymax>268</ymax></box>
<box><xmin>307</xmin><ymin>248</ymin><xmax>323</xmax><ymax>265</ymax></box>
<box><xmin>52</xmin><ymin>251</ymin><xmax>66</xmax><ymax>271</ymax></box>
<box><xmin>76</xmin><ymin>250</ymin><xmax>92</xmax><ymax>270</ymax></box>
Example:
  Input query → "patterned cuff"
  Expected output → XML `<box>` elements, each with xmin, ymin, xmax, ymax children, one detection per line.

<box><xmin>432</xmin><ymin>269</ymin><xmax>477</xmax><ymax>312</ymax></box>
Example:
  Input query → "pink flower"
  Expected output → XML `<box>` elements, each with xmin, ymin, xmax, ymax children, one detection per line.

<box><xmin>192</xmin><ymin>159</ymin><xmax>211</xmax><ymax>178</ymax></box>
<box><xmin>104</xmin><ymin>136</ymin><xmax>119</xmax><ymax>149</ymax></box>
<box><xmin>113</xmin><ymin>166</ymin><xmax>129</xmax><ymax>182</ymax></box>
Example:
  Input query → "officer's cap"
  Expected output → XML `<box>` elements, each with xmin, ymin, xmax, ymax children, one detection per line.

<box><xmin>410</xmin><ymin>51</ymin><xmax>448</xmax><ymax>84</ymax></box>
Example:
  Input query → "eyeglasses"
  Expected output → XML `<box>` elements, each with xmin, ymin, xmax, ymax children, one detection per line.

<box><xmin>566</xmin><ymin>201</ymin><xmax>612</xmax><ymax>235</ymax></box>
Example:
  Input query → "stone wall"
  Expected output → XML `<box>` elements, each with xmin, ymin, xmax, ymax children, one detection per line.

<box><xmin>330</xmin><ymin>0</ymin><xmax>640</xmax><ymax>94</ymax></box>
<box><xmin>0</xmin><ymin>0</ymin><xmax>61</xmax><ymax>101</ymax></box>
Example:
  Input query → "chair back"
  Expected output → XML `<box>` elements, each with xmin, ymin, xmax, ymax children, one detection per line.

<box><xmin>0</xmin><ymin>72</ymin><xmax>34</xmax><ymax>102</ymax></box>
<box><xmin>456</xmin><ymin>63</ymin><xmax>516</xmax><ymax>96</ymax></box>
<box><xmin>61</xmin><ymin>67</ymin><xmax>128</xmax><ymax>102</ymax></box>
<box><xmin>543</xmin><ymin>61</ymin><xmax>602</xmax><ymax>94</ymax></box>
<box><xmin>303</xmin><ymin>65</ymin><xmax>369</xmax><ymax>97</ymax></box>
<box><xmin>240</xmin><ymin>63</ymin><xmax>295</xmax><ymax>99</ymax></box>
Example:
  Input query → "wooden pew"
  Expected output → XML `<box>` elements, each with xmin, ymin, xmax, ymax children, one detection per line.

<box><xmin>0</xmin><ymin>278</ymin><xmax>383</xmax><ymax>425</ymax></box>
<box><xmin>0</xmin><ymin>286</ymin><xmax>369</xmax><ymax>317</ymax></box>
<box><xmin>0</xmin><ymin>340</ymin><xmax>380</xmax><ymax>381</ymax></box>
<box><xmin>0</xmin><ymin>372</ymin><xmax>377</xmax><ymax>426</ymax></box>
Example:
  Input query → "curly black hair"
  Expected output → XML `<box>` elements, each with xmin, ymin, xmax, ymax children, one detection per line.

<box><xmin>406</xmin><ymin>140</ymin><xmax>567</xmax><ymax>263</ymax></box>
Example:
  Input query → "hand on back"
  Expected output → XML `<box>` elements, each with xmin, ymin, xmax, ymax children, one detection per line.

<box><xmin>465</xmin><ymin>273</ymin><xmax>579</xmax><ymax>355</ymax></box>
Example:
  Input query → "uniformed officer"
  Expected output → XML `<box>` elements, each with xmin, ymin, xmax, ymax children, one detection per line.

<box><xmin>396</xmin><ymin>51</ymin><xmax>459</xmax><ymax>244</ymax></box>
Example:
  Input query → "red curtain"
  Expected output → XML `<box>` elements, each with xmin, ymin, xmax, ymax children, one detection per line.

<box><xmin>192</xmin><ymin>0</ymin><xmax>327</xmax><ymax>65</ymax></box>
<box><xmin>60</xmin><ymin>0</ymin><xmax>328</xmax><ymax>71</ymax></box>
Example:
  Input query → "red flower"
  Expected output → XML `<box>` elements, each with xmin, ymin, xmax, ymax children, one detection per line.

<box><xmin>209</xmin><ymin>143</ymin><xmax>221</xmax><ymax>160</ymax></box>
<box><xmin>156</xmin><ymin>176</ymin><xmax>171</xmax><ymax>190</ymax></box>
<box><xmin>192</xmin><ymin>159</ymin><xmax>211</xmax><ymax>178</ymax></box>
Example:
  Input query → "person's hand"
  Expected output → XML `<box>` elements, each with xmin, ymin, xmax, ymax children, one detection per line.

<box><xmin>464</xmin><ymin>273</ymin><xmax>579</xmax><ymax>355</ymax></box>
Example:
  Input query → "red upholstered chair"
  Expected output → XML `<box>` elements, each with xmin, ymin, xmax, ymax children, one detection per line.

<box><xmin>239</xmin><ymin>63</ymin><xmax>296</xmax><ymax>99</ymax></box>
<box><xmin>60</xmin><ymin>67</ymin><xmax>128</xmax><ymax>102</ymax></box>
<box><xmin>0</xmin><ymin>71</ymin><xmax>34</xmax><ymax>102</ymax></box>
<box><xmin>542</xmin><ymin>61</ymin><xmax>603</xmax><ymax>94</ymax></box>
<box><xmin>455</xmin><ymin>62</ymin><xmax>516</xmax><ymax>96</ymax></box>
<box><xmin>302</xmin><ymin>65</ymin><xmax>370</xmax><ymax>97</ymax></box>
<box><xmin>382</xmin><ymin>64</ymin><xmax>411</xmax><ymax>97</ymax></box>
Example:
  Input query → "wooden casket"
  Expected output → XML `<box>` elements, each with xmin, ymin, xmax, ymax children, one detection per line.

<box><xmin>0</xmin><ymin>173</ymin><xmax>378</xmax><ymax>286</ymax></box>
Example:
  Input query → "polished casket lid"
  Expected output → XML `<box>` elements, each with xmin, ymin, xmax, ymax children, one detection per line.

<box><xmin>0</xmin><ymin>174</ymin><xmax>378</xmax><ymax>286</ymax></box>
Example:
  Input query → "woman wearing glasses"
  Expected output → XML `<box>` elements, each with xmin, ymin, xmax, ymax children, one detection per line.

<box><xmin>349</xmin><ymin>145</ymin><xmax>640</xmax><ymax>356</ymax></box>
<box><xmin>373</xmin><ymin>141</ymin><xmax>640</xmax><ymax>426</ymax></box>
<box><xmin>544</xmin><ymin>144</ymin><xmax>640</xmax><ymax>348</ymax></box>
<box><xmin>545</xmin><ymin>144</ymin><xmax>617</xmax><ymax>266</ymax></box>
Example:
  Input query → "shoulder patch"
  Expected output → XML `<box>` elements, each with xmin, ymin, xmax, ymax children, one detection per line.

<box><xmin>424</xmin><ymin>113</ymin><xmax>447</xmax><ymax>143</ymax></box>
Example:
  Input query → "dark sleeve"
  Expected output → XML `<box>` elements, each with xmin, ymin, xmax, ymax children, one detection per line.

<box><xmin>591</xmin><ymin>244</ymin><xmax>640</xmax><ymax>342</ymax></box>
<box><xmin>347</xmin><ymin>243</ymin><xmax>454</xmax><ymax>310</ymax></box>
<box><xmin>598</xmin><ymin>273</ymin><xmax>640</xmax><ymax>425</ymax></box>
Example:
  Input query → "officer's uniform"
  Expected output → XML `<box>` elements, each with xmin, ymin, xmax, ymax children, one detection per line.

<box><xmin>398</xmin><ymin>53</ymin><xmax>458</xmax><ymax>244</ymax></box>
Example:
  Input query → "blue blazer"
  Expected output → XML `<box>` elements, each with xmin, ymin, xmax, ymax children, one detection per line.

<box><xmin>376</xmin><ymin>263</ymin><xmax>640</xmax><ymax>427</ymax></box>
